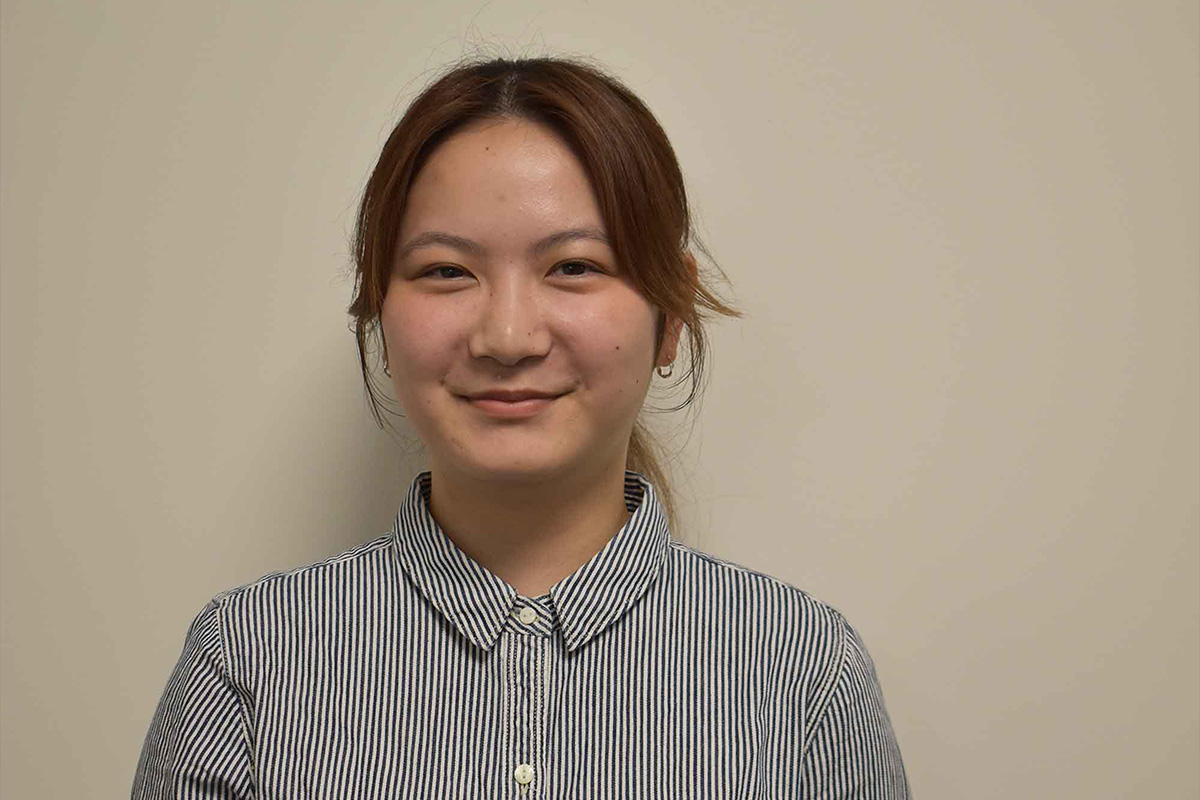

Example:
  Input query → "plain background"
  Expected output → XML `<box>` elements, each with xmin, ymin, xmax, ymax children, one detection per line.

<box><xmin>2</xmin><ymin>1</ymin><xmax>1197</xmax><ymax>797</ymax></box>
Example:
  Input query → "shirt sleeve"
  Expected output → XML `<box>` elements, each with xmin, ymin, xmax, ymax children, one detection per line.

<box><xmin>801</xmin><ymin>614</ymin><xmax>910</xmax><ymax>799</ymax></box>
<box><xmin>132</xmin><ymin>599</ymin><xmax>255</xmax><ymax>800</ymax></box>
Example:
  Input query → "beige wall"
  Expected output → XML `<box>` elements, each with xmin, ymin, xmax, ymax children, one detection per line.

<box><xmin>2</xmin><ymin>1</ymin><xmax>1196</xmax><ymax>797</ymax></box>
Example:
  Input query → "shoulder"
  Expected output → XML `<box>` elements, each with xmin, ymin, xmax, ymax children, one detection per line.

<box><xmin>182</xmin><ymin>534</ymin><xmax>399</xmax><ymax>675</ymax></box>
<box><xmin>663</xmin><ymin>540</ymin><xmax>854</xmax><ymax>678</ymax></box>
<box><xmin>665</xmin><ymin>539</ymin><xmax>849</xmax><ymax>624</ymax></box>
<box><xmin>208</xmin><ymin>533</ymin><xmax>396</xmax><ymax>616</ymax></box>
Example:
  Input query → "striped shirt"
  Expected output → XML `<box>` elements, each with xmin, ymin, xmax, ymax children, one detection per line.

<box><xmin>133</xmin><ymin>471</ymin><xmax>909</xmax><ymax>798</ymax></box>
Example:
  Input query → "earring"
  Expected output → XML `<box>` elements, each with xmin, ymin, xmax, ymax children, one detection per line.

<box><xmin>383</xmin><ymin>361</ymin><xmax>391</xmax><ymax>377</ymax></box>
<box><xmin>656</xmin><ymin>363</ymin><xmax>674</xmax><ymax>379</ymax></box>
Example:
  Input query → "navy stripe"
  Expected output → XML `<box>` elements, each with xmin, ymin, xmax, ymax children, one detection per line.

<box><xmin>133</xmin><ymin>471</ymin><xmax>909</xmax><ymax>797</ymax></box>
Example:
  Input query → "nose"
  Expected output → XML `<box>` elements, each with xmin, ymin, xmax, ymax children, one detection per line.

<box><xmin>467</xmin><ymin>272</ymin><xmax>552</xmax><ymax>366</ymax></box>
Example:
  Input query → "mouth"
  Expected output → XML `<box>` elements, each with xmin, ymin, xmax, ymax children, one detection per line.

<box><xmin>457</xmin><ymin>390</ymin><xmax>568</xmax><ymax>419</ymax></box>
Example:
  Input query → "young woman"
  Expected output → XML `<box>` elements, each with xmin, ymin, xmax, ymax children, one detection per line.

<box><xmin>133</xmin><ymin>57</ymin><xmax>909</xmax><ymax>798</ymax></box>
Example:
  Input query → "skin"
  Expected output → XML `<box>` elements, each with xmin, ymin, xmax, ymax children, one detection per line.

<box><xmin>381</xmin><ymin>117</ymin><xmax>683</xmax><ymax>597</ymax></box>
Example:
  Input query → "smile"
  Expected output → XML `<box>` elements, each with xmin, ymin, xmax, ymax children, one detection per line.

<box><xmin>460</xmin><ymin>394</ymin><xmax>563</xmax><ymax>419</ymax></box>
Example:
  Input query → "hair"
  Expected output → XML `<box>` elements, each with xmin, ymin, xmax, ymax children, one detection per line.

<box><xmin>348</xmin><ymin>55</ymin><xmax>740</xmax><ymax>531</ymax></box>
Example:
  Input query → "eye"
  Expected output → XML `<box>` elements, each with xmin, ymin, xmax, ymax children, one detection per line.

<box><xmin>551</xmin><ymin>260</ymin><xmax>601</xmax><ymax>278</ymax></box>
<box><xmin>422</xmin><ymin>265</ymin><xmax>468</xmax><ymax>280</ymax></box>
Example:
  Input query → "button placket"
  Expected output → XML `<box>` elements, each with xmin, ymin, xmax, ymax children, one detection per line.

<box><xmin>508</xmin><ymin>611</ymin><xmax>535</xmax><ymax>796</ymax></box>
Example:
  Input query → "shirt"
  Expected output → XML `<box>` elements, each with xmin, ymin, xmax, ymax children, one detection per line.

<box><xmin>133</xmin><ymin>471</ymin><xmax>909</xmax><ymax>798</ymax></box>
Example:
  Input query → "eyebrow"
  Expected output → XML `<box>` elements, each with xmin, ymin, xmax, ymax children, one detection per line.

<box><xmin>396</xmin><ymin>227</ymin><xmax>610</xmax><ymax>261</ymax></box>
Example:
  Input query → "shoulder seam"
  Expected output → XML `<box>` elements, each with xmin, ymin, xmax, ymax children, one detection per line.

<box><xmin>799</xmin><ymin>608</ymin><xmax>850</xmax><ymax>758</ymax></box>
<box><xmin>212</xmin><ymin>599</ymin><xmax>256</xmax><ymax>776</ymax></box>
<box><xmin>212</xmin><ymin>533</ymin><xmax>394</xmax><ymax>603</ymax></box>
<box><xmin>666</xmin><ymin>540</ymin><xmax>823</xmax><ymax>603</ymax></box>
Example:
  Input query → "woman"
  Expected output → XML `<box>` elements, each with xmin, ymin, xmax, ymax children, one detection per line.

<box><xmin>133</xmin><ymin>57</ymin><xmax>909</xmax><ymax>798</ymax></box>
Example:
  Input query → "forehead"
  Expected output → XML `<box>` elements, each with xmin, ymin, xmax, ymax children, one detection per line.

<box><xmin>400</xmin><ymin>118</ymin><xmax>605</xmax><ymax>239</ymax></box>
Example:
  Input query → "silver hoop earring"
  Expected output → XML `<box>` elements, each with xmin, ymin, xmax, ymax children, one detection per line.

<box><xmin>656</xmin><ymin>363</ymin><xmax>674</xmax><ymax>379</ymax></box>
<box><xmin>383</xmin><ymin>363</ymin><xmax>391</xmax><ymax>377</ymax></box>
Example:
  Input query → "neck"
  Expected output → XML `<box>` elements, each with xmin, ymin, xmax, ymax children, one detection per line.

<box><xmin>425</xmin><ymin>458</ymin><xmax>633</xmax><ymax>597</ymax></box>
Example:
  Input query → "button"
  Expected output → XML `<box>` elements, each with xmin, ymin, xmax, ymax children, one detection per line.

<box><xmin>517</xmin><ymin>607</ymin><xmax>537</xmax><ymax>625</ymax></box>
<box><xmin>513</xmin><ymin>763</ymin><xmax>535</xmax><ymax>785</ymax></box>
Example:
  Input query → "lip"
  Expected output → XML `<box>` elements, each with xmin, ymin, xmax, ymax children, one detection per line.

<box><xmin>464</xmin><ymin>388</ymin><xmax>562</xmax><ymax>401</ymax></box>
<box><xmin>458</xmin><ymin>391</ymin><xmax>566</xmax><ymax>419</ymax></box>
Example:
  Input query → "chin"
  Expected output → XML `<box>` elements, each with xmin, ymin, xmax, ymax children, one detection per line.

<box><xmin>449</xmin><ymin>447</ymin><xmax>582</xmax><ymax>485</ymax></box>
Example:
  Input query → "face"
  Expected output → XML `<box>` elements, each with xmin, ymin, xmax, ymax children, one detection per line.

<box><xmin>381</xmin><ymin>118</ymin><xmax>680</xmax><ymax>486</ymax></box>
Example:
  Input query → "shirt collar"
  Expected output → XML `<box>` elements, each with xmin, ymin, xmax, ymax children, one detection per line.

<box><xmin>390</xmin><ymin>470</ymin><xmax>671</xmax><ymax>653</ymax></box>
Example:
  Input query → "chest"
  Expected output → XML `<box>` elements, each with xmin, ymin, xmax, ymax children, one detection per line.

<box><xmin>246</xmin><ymin>625</ymin><xmax>810</xmax><ymax>798</ymax></box>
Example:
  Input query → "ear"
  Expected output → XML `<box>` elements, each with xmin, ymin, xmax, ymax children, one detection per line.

<box><xmin>656</xmin><ymin>316</ymin><xmax>683</xmax><ymax>367</ymax></box>
<box><xmin>656</xmin><ymin>253</ymin><xmax>697</xmax><ymax>367</ymax></box>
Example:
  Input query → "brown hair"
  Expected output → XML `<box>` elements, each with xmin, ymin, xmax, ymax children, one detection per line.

<box><xmin>348</xmin><ymin>56</ymin><xmax>739</xmax><ymax>530</ymax></box>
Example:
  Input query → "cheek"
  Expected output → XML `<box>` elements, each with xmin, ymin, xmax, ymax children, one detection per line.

<box><xmin>558</xmin><ymin>295</ymin><xmax>658</xmax><ymax>390</ymax></box>
<box><xmin>381</xmin><ymin>294</ymin><xmax>464</xmax><ymax>379</ymax></box>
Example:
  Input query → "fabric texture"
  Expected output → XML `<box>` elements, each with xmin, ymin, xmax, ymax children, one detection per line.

<box><xmin>133</xmin><ymin>471</ymin><xmax>909</xmax><ymax>798</ymax></box>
